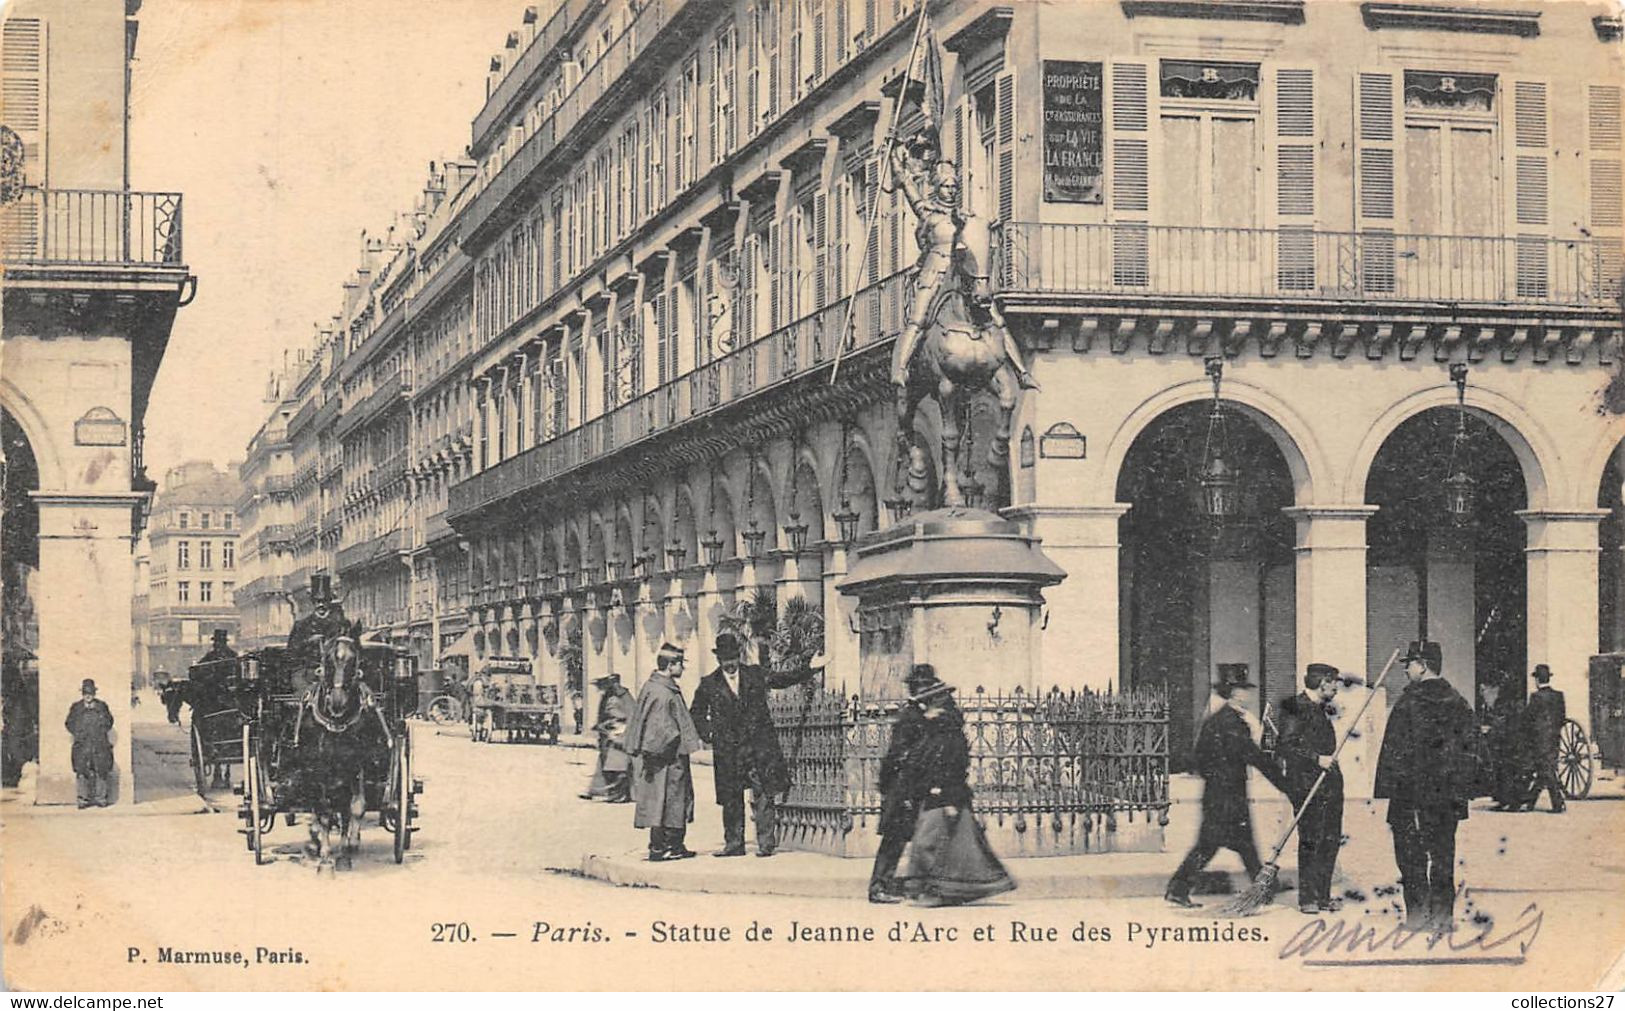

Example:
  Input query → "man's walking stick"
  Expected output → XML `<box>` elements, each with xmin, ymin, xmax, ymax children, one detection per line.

<box><xmin>1219</xmin><ymin>647</ymin><xmax>1401</xmax><ymax>916</ymax></box>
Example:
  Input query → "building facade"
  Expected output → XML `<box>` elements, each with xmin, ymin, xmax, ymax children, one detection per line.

<box><xmin>244</xmin><ymin>0</ymin><xmax>1623</xmax><ymax>780</ymax></box>
<box><xmin>0</xmin><ymin>0</ymin><xmax>192</xmax><ymax>803</ymax></box>
<box><xmin>142</xmin><ymin>461</ymin><xmax>242</xmax><ymax>677</ymax></box>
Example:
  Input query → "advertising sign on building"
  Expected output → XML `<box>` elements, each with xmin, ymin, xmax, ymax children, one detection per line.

<box><xmin>1042</xmin><ymin>59</ymin><xmax>1104</xmax><ymax>204</ymax></box>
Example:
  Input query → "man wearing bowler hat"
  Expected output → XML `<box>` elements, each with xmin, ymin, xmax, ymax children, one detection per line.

<box><xmin>689</xmin><ymin>631</ymin><xmax>827</xmax><ymax>857</ymax></box>
<box><xmin>1518</xmin><ymin>664</ymin><xmax>1567</xmax><ymax>814</ymax></box>
<box><xmin>1375</xmin><ymin>640</ymin><xmax>1478</xmax><ymax>931</ymax></box>
<box><xmin>1277</xmin><ymin>662</ymin><xmax>1346</xmax><ymax>913</ymax></box>
<box><xmin>65</xmin><ymin>679</ymin><xmax>115</xmax><ymax>808</ymax></box>
<box><xmin>1165</xmin><ymin>663</ymin><xmax>1289</xmax><ymax>908</ymax></box>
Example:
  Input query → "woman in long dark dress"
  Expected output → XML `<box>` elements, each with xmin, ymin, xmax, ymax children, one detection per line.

<box><xmin>895</xmin><ymin>665</ymin><xmax>1015</xmax><ymax>906</ymax></box>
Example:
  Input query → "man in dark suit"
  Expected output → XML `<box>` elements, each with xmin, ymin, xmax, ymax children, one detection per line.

<box><xmin>1519</xmin><ymin>664</ymin><xmax>1567</xmax><ymax>813</ymax></box>
<box><xmin>1375</xmin><ymin>640</ymin><xmax>1479</xmax><ymax>932</ymax></box>
<box><xmin>688</xmin><ymin>631</ymin><xmax>825</xmax><ymax>857</ymax></box>
<box><xmin>1277</xmin><ymin>662</ymin><xmax>1345</xmax><ymax>914</ymax></box>
<box><xmin>65</xmin><ymin>678</ymin><xmax>115</xmax><ymax>808</ymax></box>
<box><xmin>1165</xmin><ymin>663</ymin><xmax>1289</xmax><ymax>908</ymax></box>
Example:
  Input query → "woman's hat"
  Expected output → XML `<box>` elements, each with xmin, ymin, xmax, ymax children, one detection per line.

<box><xmin>905</xmin><ymin>663</ymin><xmax>953</xmax><ymax>702</ymax></box>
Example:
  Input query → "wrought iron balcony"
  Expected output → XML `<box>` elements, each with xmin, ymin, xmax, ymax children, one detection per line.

<box><xmin>449</xmin><ymin>269</ymin><xmax>910</xmax><ymax>520</ymax></box>
<box><xmin>335</xmin><ymin>527</ymin><xmax>406</xmax><ymax>573</ymax></box>
<box><xmin>998</xmin><ymin>222</ymin><xmax>1622</xmax><ymax>309</ymax></box>
<box><xmin>0</xmin><ymin>188</ymin><xmax>184</xmax><ymax>267</ymax></box>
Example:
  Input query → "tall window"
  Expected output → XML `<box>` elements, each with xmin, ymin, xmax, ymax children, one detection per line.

<box><xmin>222</xmin><ymin>511</ymin><xmax>233</xmax><ymax>530</ymax></box>
<box><xmin>223</xmin><ymin>542</ymin><xmax>235</xmax><ymax>569</ymax></box>
<box><xmin>1402</xmin><ymin>71</ymin><xmax>1499</xmax><ymax>239</ymax></box>
<box><xmin>676</xmin><ymin>54</ymin><xmax>700</xmax><ymax>191</ymax></box>
<box><xmin>178</xmin><ymin>511</ymin><xmax>190</xmax><ymax>529</ymax></box>
<box><xmin>645</xmin><ymin>90</ymin><xmax>668</xmax><ymax>217</ymax></box>
<box><xmin>177</xmin><ymin>581</ymin><xmax>191</xmax><ymax>604</ymax></box>
<box><xmin>477</xmin><ymin>385</ymin><xmax>490</xmax><ymax>470</ymax></box>
<box><xmin>200</xmin><ymin>512</ymin><xmax>212</xmax><ymax>529</ymax></box>
<box><xmin>200</xmin><ymin>581</ymin><xmax>213</xmax><ymax>604</ymax></box>
<box><xmin>199</xmin><ymin>541</ymin><xmax>213</xmax><ymax>569</ymax></box>
<box><xmin>712</xmin><ymin>21</ymin><xmax>737</xmax><ymax>164</ymax></box>
<box><xmin>1158</xmin><ymin>60</ymin><xmax>1261</xmax><ymax>229</ymax></box>
<box><xmin>177</xmin><ymin>540</ymin><xmax>190</xmax><ymax>569</ymax></box>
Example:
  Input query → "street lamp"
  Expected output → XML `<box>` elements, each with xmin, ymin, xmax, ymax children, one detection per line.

<box><xmin>833</xmin><ymin>419</ymin><xmax>861</xmax><ymax>545</ymax></box>
<box><xmin>1196</xmin><ymin>357</ymin><xmax>1244</xmax><ymax>525</ymax></box>
<box><xmin>665</xmin><ymin>543</ymin><xmax>688</xmax><ymax>572</ymax></box>
<box><xmin>702</xmin><ymin>530</ymin><xmax>726</xmax><ymax>568</ymax></box>
<box><xmin>783</xmin><ymin>429</ymin><xmax>808</xmax><ymax>554</ymax></box>
<box><xmin>1443</xmin><ymin>363</ymin><xmax>1476</xmax><ymax>525</ymax></box>
<box><xmin>742</xmin><ymin>450</ymin><xmax>767</xmax><ymax>558</ymax></box>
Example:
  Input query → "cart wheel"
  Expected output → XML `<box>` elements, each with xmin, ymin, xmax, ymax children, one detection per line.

<box><xmin>244</xmin><ymin>728</ymin><xmax>266</xmax><ymax>865</ymax></box>
<box><xmin>190</xmin><ymin>721</ymin><xmax>208</xmax><ymax>797</ymax></box>
<box><xmin>392</xmin><ymin>733</ymin><xmax>411</xmax><ymax>864</ymax></box>
<box><xmin>1558</xmin><ymin>719</ymin><xmax>1594</xmax><ymax>800</ymax></box>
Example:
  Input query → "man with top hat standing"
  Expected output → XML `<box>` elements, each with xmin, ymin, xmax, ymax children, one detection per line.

<box><xmin>1277</xmin><ymin>662</ymin><xmax>1346</xmax><ymax>913</ymax></box>
<box><xmin>199</xmin><ymin>628</ymin><xmax>236</xmax><ymax>664</ymax></box>
<box><xmin>1375</xmin><ymin>640</ymin><xmax>1479</xmax><ymax>931</ymax></box>
<box><xmin>1165</xmin><ymin>663</ymin><xmax>1289</xmax><ymax>908</ymax></box>
<box><xmin>688</xmin><ymin>631</ymin><xmax>827</xmax><ymax>857</ymax></box>
<box><xmin>65</xmin><ymin>678</ymin><xmax>114</xmax><ymax>808</ymax></box>
<box><xmin>580</xmin><ymin>673</ymin><xmax>634</xmax><ymax>803</ymax></box>
<box><xmin>1518</xmin><ymin>664</ymin><xmax>1566</xmax><ymax>813</ymax></box>
<box><xmin>625</xmin><ymin>642</ymin><xmax>704</xmax><ymax>861</ymax></box>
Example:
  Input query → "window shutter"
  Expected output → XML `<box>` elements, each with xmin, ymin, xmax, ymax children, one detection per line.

<box><xmin>1506</xmin><ymin>78</ymin><xmax>1551</xmax><ymax>297</ymax></box>
<box><xmin>865</xmin><ymin>156</ymin><xmax>881</xmax><ymax>284</ymax></box>
<box><xmin>1587</xmin><ymin>84</ymin><xmax>1623</xmax><ymax>299</ymax></box>
<box><xmin>1272</xmin><ymin>66</ymin><xmax>1317</xmax><ymax>291</ymax></box>
<box><xmin>813</xmin><ymin>0</ymin><xmax>826</xmax><ymax>85</ymax></box>
<box><xmin>996</xmin><ymin>72</ymin><xmax>1015</xmax><ymax>223</ymax></box>
<box><xmin>834</xmin><ymin>0</ymin><xmax>848</xmax><ymax>67</ymax></box>
<box><xmin>1108</xmin><ymin>61</ymin><xmax>1150</xmax><ymax>285</ymax></box>
<box><xmin>815</xmin><ymin>191</ymin><xmax>828</xmax><ymax>308</ymax></box>
<box><xmin>769</xmin><ymin>221</ymin><xmax>783</xmax><ymax>328</ymax></box>
<box><xmin>707</xmin><ymin>40</ymin><xmax>720</xmax><ymax>167</ymax></box>
<box><xmin>665</xmin><ymin>285</ymin><xmax>681</xmax><ymax>381</ymax></box>
<box><xmin>1</xmin><ymin>18</ymin><xmax>47</xmax><ymax>190</ymax></box>
<box><xmin>831</xmin><ymin>177</ymin><xmax>845</xmax><ymax>298</ymax></box>
<box><xmin>1354</xmin><ymin>69</ymin><xmax>1399</xmax><ymax>293</ymax></box>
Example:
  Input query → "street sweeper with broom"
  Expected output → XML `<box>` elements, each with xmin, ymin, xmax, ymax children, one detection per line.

<box><xmin>1164</xmin><ymin>663</ymin><xmax>1290</xmax><ymax>909</ymax></box>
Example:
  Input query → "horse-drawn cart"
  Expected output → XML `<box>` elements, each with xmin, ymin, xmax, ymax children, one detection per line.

<box><xmin>471</xmin><ymin>659</ymin><xmax>560</xmax><ymax>744</ymax></box>
<box><xmin>164</xmin><ymin>657</ymin><xmax>246</xmax><ymax>794</ymax></box>
<box><xmin>233</xmin><ymin>628</ymin><xmax>423</xmax><ymax>868</ymax></box>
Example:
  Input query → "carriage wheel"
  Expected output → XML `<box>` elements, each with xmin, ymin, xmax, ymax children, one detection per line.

<box><xmin>392</xmin><ymin>733</ymin><xmax>411</xmax><ymax>864</ymax></box>
<box><xmin>426</xmin><ymin>695</ymin><xmax>460</xmax><ymax>725</ymax></box>
<box><xmin>243</xmin><ymin>727</ymin><xmax>266</xmax><ymax>865</ymax></box>
<box><xmin>190</xmin><ymin>722</ymin><xmax>209</xmax><ymax>797</ymax></box>
<box><xmin>1558</xmin><ymin>719</ymin><xmax>1594</xmax><ymax>800</ymax></box>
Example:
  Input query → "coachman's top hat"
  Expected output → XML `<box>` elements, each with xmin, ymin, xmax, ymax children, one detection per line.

<box><xmin>713</xmin><ymin>632</ymin><xmax>743</xmax><ymax>662</ymax></box>
<box><xmin>1403</xmin><ymin>640</ymin><xmax>1443</xmax><ymax>671</ymax></box>
<box><xmin>1214</xmin><ymin>662</ymin><xmax>1256</xmax><ymax>690</ymax></box>
<box><xmin>211</xmin><ymin>628</ymin><xmax>230</xmax><ymax>647</ymax></box>
<box><xmin>310</xmin><ymin>573</ymin><xmax>336</xmax><ymax>604</ymax></box>
<box><xmin>1532</xmin><ymin>663</ymin><xmax>1553</xmax><ymax>683</ymax></box>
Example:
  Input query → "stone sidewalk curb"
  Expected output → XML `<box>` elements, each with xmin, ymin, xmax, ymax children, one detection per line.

<box><xmin>578</xmin><ymin>847</ymin><xmax>1291</xmax><ymax>901</ymax></box>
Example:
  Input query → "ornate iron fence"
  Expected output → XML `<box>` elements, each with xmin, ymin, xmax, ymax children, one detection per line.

<box><xmin>769</xmin><ymin>683</ymin><xmax>1170</xmax><ymax>857</ymax></box>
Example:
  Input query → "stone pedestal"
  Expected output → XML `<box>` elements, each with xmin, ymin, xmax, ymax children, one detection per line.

<box><xmin>34</xmin><ymin>493</ymin><xmax>142</xmax><ymax>806</ymax></box>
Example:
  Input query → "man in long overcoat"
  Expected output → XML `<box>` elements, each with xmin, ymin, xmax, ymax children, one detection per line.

<box><xmin>1374</xmin><ymin>640</ymin><xmax>1479</xmax><ymax>932</ymax></box>
<box><xmin>625</xmin><ymin>642</ymin><xmax>703</xmax><ymax>861</ymax></box>
<box><xmin>868</xmin><ymin>664</ymin><xmax>936</xmax><ymax>903</ymax></box>
<box><xmin>65</xmin><ymin>678</ymin><xmax>114</xmax><ymax>808</ymax></box>
<box><xmin>1518</xmin><ymin>664</ymin><xmax>1566</xmax><ymax>813</ymax></box>
<box><xmin>688</xmin><ymin>631</ymin><xmax>825</xmax><ymax>857</ymax></box>
<box><xmin>1482</xmin><ymin>672</ymin><xmax>1528</xmax><ymax>810</ymax></box>
<box><xmin>580</xmin><ymin>674</ymin><xmax>634</xmax><ymax>802</ymax></box>
<box><xmin>1165</xmin><ymin>663</ymin><xmax>1289</xmax><ymax>908</ymax></box>
<box><xmin>1277</xmin><ymin>662</ymin><xmax>1345</xmax><ymax>913</ymax></box>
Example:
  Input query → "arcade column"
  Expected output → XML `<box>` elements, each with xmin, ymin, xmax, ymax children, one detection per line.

<box><xmin>821</xmin><ymin>543</ymin><xmax>860</xmax><ymax>688</ymax></box>
<box><xmin>33</xmin><ymin>492</ymin><xmax>144</xmax><ymax>806</ymax></box>
<box><xmin>1286</xmin><ymin>504</ymin><xmax>1382</xmax><ymax>796</ymax></box>
<box><xmin>1522</xmin><ymin>509</ymin><xmax>1606</xmax><ymax>735</ymax></box>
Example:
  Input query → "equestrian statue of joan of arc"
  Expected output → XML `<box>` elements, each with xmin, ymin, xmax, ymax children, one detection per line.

<box><xmin>888</xmin><ymin>133</ymin><xmax>1038</xmax><ymax>398</ymax></box>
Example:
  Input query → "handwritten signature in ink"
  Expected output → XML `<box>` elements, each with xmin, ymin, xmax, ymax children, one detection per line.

<box><xmin>1277</xmin><ymin>902</ymin><xmax>1542</xmax><ymax>967</ymax></box>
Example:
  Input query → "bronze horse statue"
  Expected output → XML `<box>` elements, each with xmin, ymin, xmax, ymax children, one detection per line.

<box><xmin>896</xmin><ymin>215</ymin><xmax>1020</xmax><ymax>510</ymax></box>
<box><xmin>291</xmin><ymin>623</ymin><xmax>389</xmax><ymax>873</ymax></box>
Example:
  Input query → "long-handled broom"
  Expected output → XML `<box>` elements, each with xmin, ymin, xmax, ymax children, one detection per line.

<box><xmin>1219</xmin><ymin>646</ymin><xmax>1402</xmax><ymax>917</ymax></box>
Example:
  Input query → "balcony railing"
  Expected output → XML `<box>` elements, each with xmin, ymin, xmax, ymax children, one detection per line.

<box><xmin>1</xmin><ymin>188</ymin><xmax>184</xmax><ymax>267</ymax></box>
<box><xmin>450</xmin><ymin>269</ymin><xmax>909</xmax><ymax>518</ymax></box>
<box><xmin>998</xmin><ymin>222</ymin><xmax>1623</xmax><ymax>309</ymax></box>
<box><xmin>335</xmin><ymin>528</ymin><xmax>407</xmax><ymax>574</ymax></box>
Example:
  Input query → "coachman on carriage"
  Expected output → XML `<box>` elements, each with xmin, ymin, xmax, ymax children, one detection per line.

<box><xmin>231</xmin><ymin>575</ymin><xmax>422</xmax><ymax>870</ymax></box>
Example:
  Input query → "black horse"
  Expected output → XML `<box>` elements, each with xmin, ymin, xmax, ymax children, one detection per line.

<box><xmin>288</xmin><ymin>623</ymin><xmax>390</xmax><ymax>872</ymax></box>
<box><xmin>163</xmin><ymin>671</ymin><xmax>237</xmax><ymax>790</ymax></box>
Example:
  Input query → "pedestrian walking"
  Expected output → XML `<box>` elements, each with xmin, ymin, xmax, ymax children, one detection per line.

<box><xmin>624</xmin><ymin>642</ymin><xmax>702</xmax><ymax>861</ymax></box>
<box><xmin>65</xmin><ymin>678</ymin><xmax>114</xmax><ymax>808</ymax></box>
<box><xmin>581</xmin><ymin>674</ymin><xmax>634</xmax><ymax>803</ymax></box>
<box><xmin>1481</xmin><ymin>672</ymin><xmax>1527</xmax><ymax>811</ymax></box>
<box><xmin>870</xmin><ymin>664</ymin><xmax>1013</xmax><ymax>907</ymax></box>
<box><xmin>688</xmin><ymin>631</ymin><xmax>825</xmax><ymax>857</ymax></box>
<box><xmin>1518</xmin><ymin>664</ymin><xmax>1567</xmax><ymax>814</ymax></box>
<box><xmin>1374</xmin><ymin>640</ymin><xmax>1479</xmax><ymax>932</ymax></box>
<box><xmin>1165</xmin><ymin>663</ymin><xmax>1289</xmax><ymax>909</ymax></box>
<box><xmin>1276</xmin><ymin>663</ymin><xmax>1345</xmax><ymax>913</ymax></box>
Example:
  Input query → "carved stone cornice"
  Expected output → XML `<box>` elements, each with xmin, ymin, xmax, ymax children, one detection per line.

<box><xmin>1360</xmin><ymin>3</ymin><xmax>1541</xmax><ymax>37</ymax></box>
<box><xmin>1121</xmin><ymin>0</ymin><xmax>1304</xmax><ymax>23</ymax></box>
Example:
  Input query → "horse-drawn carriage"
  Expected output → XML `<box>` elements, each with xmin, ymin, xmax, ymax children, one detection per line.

<box><xmin>471</xmin><ymin>658</ymin><xmax>560</xmax><ymax>744</ymax></box>
<box><xmin>232</xmin><ymin>623</ymin><xmax>423</xmax><ymax>868</ymax></box>
<box><xmin>168</xmin><ymin>657</ymin><xmax>247</xmax><ymax>794</ymax></box>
